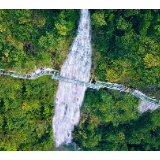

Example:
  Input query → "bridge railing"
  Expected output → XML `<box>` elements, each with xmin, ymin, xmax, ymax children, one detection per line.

<box><xmin>95</xmin><ymin>81</ymin><xmax>130</xmax><ymax>92</ymax></box>
<box><xmin>0</xmin><ymin>68</ymin><xmax>160</xmax><ymax>106</ymax></box>
<box><xmin>132</xmin><ymin>91</ymin><xmax>160</xmax><ymax>105</ymax></box>
<box><xmin>0</xmin><ymin>69</ymin><xmax>59</xmax><ymax>80</ymax></box>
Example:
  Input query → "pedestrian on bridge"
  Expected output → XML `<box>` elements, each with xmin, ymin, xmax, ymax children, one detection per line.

<box><xmin>3</xmin><ymin>69</ymin><xmax>5</xmax><ymax>74</ymax></box>
<box><xmin>40</xmin><ymin>68</ymin><xmax>44</xmax><ymax>74</ymax></box>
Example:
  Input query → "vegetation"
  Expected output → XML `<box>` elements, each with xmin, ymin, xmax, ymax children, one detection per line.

<box><xmin>0</xmin><ymin>9</ymin><xmax>80</xmax><ymax>73</ymax></box>
<box><xmin>0</xmin><ymin>75</ymin><xmax>57</xmax><ymax>150</ymax></box>
<box><xmin>1</xmin><ymin>9</ymin><xmax>160</xmax><ymax>151</ymax></box>
<box><xmin>90</xmin><ymin>9</ymin><xmax>160</xmax><ymax>100</ymax></box>
<box><xmin>0</xmin><ymin>9</ymin><xmax>79</xmax><ymax>151</ymax></box>
<box><xmin>73</xmin><ymin>89</ymin><xmax>160</xmax><ymax>151</ymax></box>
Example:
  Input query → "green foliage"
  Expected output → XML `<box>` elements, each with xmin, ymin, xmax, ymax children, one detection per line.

<box><xmin>38</xmin><ymin>50</ymin><xmax>51</xmax><ymax>64</ymax></box>
<box><xmin>124</xmin><ymin>9</ymin><xmax>140</xmax><ymax>17</ymax></box>
<box><xmin>91</xmin><ymin>10</ymin><xmax>107</xmax><ymax>27</ymax></box>
<box><xmin>1</xmin><ymin>9</ymin><xmax>160</xmax><ymax>151</ymax></box>
<box><xmin>0</xmin><ymin>9</ymin><xmax>79</xmax><ymax>71</ymax></box>
<box><xmin>117</xmin><ymin>16</ymin><xmax>129</xmax><ymax>30</ymax></box>
<box><xmin>106</xmin><ymin>69</ymin><xmax>119</xmax><ymax>82</ymax></box>
<box><xmin>73</xmin><ymin>9</ymin><xmax>160</xmax><ymax>151</ymax></box>
<box><xmin>73</xmin><ymin>89</ymin><xmax>160</xmax><ymax>151</ymax></box>
<box><xmin>91</xmin><ymin>9</ymin><xmax>160</xmax><ymax>99</ymax></box>
<box><xmin>143</xmin><ymin>54</ymin><xmax>158</xmax><ymax>68</ymax></box>
<box><xmin>139</xmin><ymin>21</ymin><xmax>150</xmax><ymax>35</ymax></box>
<box><xmin>0</xmin><ymin>9</ymin><xmax>80</xmax><ymax>151</ymax></box>
<box><xmin>0</xmin><ymin>75</ymin><xmax>58</xmax><ymax>151</ymax></box>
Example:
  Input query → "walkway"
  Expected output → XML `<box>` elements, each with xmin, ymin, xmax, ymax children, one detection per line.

<box><xmin>0</xmin><ymin>68</ymin><xmax>160</xmax><ymax>106</ymax></box>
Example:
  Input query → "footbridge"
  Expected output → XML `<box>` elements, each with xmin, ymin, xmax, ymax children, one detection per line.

<box><xmin>0</xmin><ymin>68</ymin><xmax>160</xmax><ymax>106</ymax></box>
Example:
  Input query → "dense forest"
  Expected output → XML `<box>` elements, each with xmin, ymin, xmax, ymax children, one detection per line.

<box><xmin>0</xmin><ymin>9</ymin><xmax>160</xmax><ymax>151</ymax></box>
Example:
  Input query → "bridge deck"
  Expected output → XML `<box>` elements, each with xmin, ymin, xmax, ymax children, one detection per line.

<box><xmin>0</xmin><ymin>68</ymin><xmax>160</xmax><ymax>106</ymax></box>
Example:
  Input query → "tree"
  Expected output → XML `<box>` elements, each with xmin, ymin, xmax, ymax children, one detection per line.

<box><xmin>106</xmin><ymin>69</ymin><xmax>119</xmax><ymax>82</ymax></box>
<box><xmin>91</xmin><ymin>10</ymin><xmax>107</xmax><ymax>27</ymax></box>
<box><xmin>143</xmin><ymin>54</ymin><xmax>158</xmax><ymax>68</ymax></box>
<box><xmin>117</xmin><ymin>16</ymin><xmax>129</xmax><ymax>30</ymax></box>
